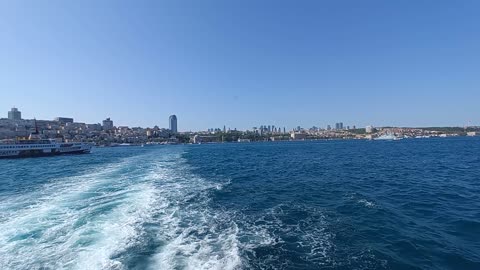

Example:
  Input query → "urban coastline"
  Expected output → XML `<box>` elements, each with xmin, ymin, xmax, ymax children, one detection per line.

<box><xmin>1</xmin><ymin>107</ymin><xmax>479</xmax><ymax>148</ymax></box>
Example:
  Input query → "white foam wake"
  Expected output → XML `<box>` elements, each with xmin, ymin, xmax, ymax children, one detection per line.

<box><xmin>0</xmin><ymin>147</ymin><xmax>242</xmax><ymax>270</ymax></box>
<box><xmin>145</xmin><ymin>156</ymin><xmax>242</xmax><ymax>270</ymax></box>
<box><xmin>0</xmin><ymin>153</ymin><xmax>158</xmax><ymax>269</ymax></box>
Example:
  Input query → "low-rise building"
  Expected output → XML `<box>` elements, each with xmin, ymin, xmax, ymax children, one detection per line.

<box><xmin>291</xmin><ymin>132</ymin><xmax>307</xmax><ymax>140</ymax></box>
<box><xmin>55</xmin><ymin>117</ymin><xmax>74</xmax><ymax>124</ymax></box>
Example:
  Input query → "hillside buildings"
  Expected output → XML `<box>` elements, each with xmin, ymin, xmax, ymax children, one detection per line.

<box><xmin>366</xmin><ymin>125</ymin><xmax>374</xmax><ymax>133</ymax></box>
<box><xmin>2</xmin><ymin>107</ymin><xmax>479</xmax><ymax>144</ymax></box>
<box><xmin>55</xmin><ymin>117</ymin><xmax>74</xmax><ymax>124</ymax></box>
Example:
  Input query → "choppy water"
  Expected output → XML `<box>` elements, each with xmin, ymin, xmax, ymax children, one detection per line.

<box><xmin>0</xmin><ymin>138</ymin><xmax>479</xmax><ymax>270</ymax></box>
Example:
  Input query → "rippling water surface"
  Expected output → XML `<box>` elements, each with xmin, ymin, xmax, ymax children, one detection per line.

<box><xmin>0</xmin><ymin>138</ymin><xmax>479</xmax><ymax>270</ymax></box>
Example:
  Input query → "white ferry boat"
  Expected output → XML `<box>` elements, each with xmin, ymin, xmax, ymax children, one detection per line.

<box><xmin>374</xmin><ymin>133</ymin><xmax>402</xmax><ymax>141</ymax></box>
<box><xmin>0</xmin><ymin>131</ymin><xmax>92</xmax><ymax>159</ymax></box>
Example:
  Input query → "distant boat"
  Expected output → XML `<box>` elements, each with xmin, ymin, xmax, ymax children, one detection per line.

<box><xmin>0</xmin><ymin>139</ymin><xmax>92</xmax><ymax>159</ymax></box>
<box><xmin>0</xmin><ymin>123</ymin><xmax>91</xmax><ymax>159</ymax></box>
<box><xmin>145</xmin><ymin>142</ymin><xmax>161</xmax><ymax>146</ymax></box>
<box><xmin>415</xmin><ymin>135</ymin><xmax>431</xmax><ymax>139</ymax></box>
<box><xmin>374</xmin><ymin>133</ymin><xmax>401</xmax><ymax>141</ymax></box>
<box><xmin>116</xmin><ymin>143</ymin><xmax>133</xmax><ymax>147</ymax></box>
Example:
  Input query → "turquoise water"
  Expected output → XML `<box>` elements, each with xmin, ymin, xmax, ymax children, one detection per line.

<box><xmin>0</xmin><ymin>138</ymin><xmax>479</xmax><ymax>269</ymax></box>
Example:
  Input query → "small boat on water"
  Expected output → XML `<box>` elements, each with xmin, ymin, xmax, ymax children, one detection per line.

<box><xmin>374</xmin><ymin>133</ymin><xmax>402</xmax><ymax>141</ymax></box>
<box><xmin>415</xmin><ymin>135</ymin><xmax>431</xmax><ymax>139</ymax></box>
<box><xmin>118</xmin><ymin>143</ymin><xmax>133</xmax><ymax>147</ymax></box>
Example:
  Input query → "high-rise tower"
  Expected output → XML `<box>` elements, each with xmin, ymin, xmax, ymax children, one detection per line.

<box><xmin>169</xmin><ymin>115</ymin><xmax>178</xmax><ymax>133</ymax></box>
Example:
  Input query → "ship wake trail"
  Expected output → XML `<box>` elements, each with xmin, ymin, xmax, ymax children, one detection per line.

<box><xmin>0</xmin><ymin>148</ymin><xmax>240</xmax><ymax>270</ymax></box>
<box><xmin>146</xmin><ymin>156</ymin><xmax>241</xmax><ymax>270</ymax></box>
<box><xmin>0</xmin><ymin>153</ymin><xmax>159</xmax><ymax>269</ymax></box>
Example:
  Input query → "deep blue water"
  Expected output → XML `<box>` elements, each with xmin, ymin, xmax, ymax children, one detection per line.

<box><xmin>0</xmin><ymin>138</ymin><xmax>479</xmax><ymax>269</ymax></box>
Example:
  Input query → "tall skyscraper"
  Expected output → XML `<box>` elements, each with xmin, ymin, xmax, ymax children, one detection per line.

<box><xmin>8</xmin><ymin>107</ymin><xmax>21</xmax><ymax>121</ymax></box>
<box><xmin>169</xmin><ymin>115</ymin><xmax>178</xmax><ymax>133</ymax></box>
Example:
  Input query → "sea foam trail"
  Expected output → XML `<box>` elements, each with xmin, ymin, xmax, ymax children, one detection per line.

<box><xmin>0</xmin><ymin>153</ymin><xmax>159</xmax><ymax>269</ymax></box>
<box><xmin>0</xmin><ymin>147</ymin><xmax>242</xmax><ymax>270</ymax></box>
<box><xmin>145</xmin><ymin>155</ymin><xmax>241</xmax><ymax>270</ymax></box>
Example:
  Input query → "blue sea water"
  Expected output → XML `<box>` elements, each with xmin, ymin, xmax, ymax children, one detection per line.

<box><xmin>0</xmin><ymin>138</ymin><xmax>479</xmax><ymax>270</ymax></box>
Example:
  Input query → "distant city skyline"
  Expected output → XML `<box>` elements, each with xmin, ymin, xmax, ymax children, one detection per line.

<box><xmin>1</xmin><ymin>106</ymin><xmax>478</xmax><ymax>132</ymax></box>
<box><xmin>1</xmin><ymin>1</ymin><xmax>479</xmax><ymax>130</ymax></box>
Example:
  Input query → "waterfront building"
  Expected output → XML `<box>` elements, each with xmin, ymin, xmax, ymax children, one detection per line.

<box><xmin>102</xmin><ymin>118</ymin><xmax>114</xmax><ymax>131</ymax></box>
<box><xmin>169</xmin><ymin>115</ymin><xmax>177</xmax><ymax>133</ymax></box>
<box><xmin>7</xmin><ymin>107</ymin><xmax>21</xmax><ymax>121</ymax></box>
<box><xmin>291</xmin><ymin>132</ymin><xmax>307</xmax><ymax>140</ymax></box>
<box><xmin>54</xmin><ymin>117</ymin><xmax>74</xmax><ymax>124</ymax></box>
<box><xmin>366</xmin><ymin>125</ymin><xmax>374</xmax><ymax>133</ymax></box>
<box><xmin>335</xmin><ymin>122</ymin><xmax>344</xmax><ymax>130</ymax></box>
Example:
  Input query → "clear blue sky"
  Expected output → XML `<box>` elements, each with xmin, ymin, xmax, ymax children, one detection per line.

<box><xmin>1</xmin><ymin>0</ymin><xmax>479</xmax><ymax>130</ymax></box>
